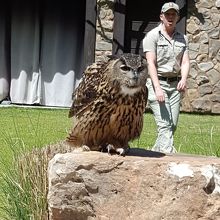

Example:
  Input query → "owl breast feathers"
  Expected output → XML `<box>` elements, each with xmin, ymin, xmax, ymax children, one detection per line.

<box><xmin>66</xmin><ymin>53</ymin><xmax>148</xmax><ymax>156</ymax></box>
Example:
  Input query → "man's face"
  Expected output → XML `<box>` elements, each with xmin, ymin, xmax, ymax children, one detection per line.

<box><xmin>160</xmin><ymin>9</ymin><xmax>179</xmax><ymax>28</ymax></box>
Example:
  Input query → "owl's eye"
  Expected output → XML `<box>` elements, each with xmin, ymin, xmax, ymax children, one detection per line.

<box><xmin>120</xmin><ymin>65</ymin><xmax>131</xmax><ymax>71</ymax></box>
<box><xmin>138</xmin><ymin>66</ymin><xmax>144</xmax><ymax>72</ymax></box>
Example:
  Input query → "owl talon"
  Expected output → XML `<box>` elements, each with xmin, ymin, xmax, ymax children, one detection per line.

<box><xmin>116</xmin><ymin>148</ymin><xmax>126</xmax><ymax>156</ymax></box>
<box><xmin>106</xmin><ymin>144</ymin><xmax>115</xmax><ymax>155</ymax></box>
<box><xmin>82</xmin><ymin>145</ymin><xmax>91</xmax><ymax>151</ymax></box>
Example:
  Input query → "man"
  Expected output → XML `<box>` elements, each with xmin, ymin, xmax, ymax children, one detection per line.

<box><xmin>143</xmin><ymin>2</ymin><xmax>190</xmax><ymax>153</ymax></box>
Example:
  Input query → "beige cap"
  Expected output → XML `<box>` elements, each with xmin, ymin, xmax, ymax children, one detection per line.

<box><xmin>161</xmin><ymin>2</ymin><xmax>179</xmax><ymax>14</ymax></box>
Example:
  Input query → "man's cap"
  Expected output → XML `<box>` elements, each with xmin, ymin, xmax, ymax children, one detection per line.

<box><xmin>161</xmin><ymin>2</ymin><xmax>179</xmax><ymax>14</ymax></box>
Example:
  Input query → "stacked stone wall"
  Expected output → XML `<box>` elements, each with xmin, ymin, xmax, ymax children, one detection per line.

<box><xmin>95</xmin><ymin>0</ymin><xmax>114</xmax><ymax>62</ymax></box>
<box><xmin>95</xmin><ymin>0</ymin><xmax>220</xmax><ymax>114</ymax></box>
<box><xmin>182</xmin><ymin>0</ymin><xmax>220</xmax><ymax>113</ymax></box>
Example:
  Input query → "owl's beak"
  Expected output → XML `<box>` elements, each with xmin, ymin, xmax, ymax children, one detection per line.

<box><xmin>133</xmin><ymin>70</ymin><xmax>138</xmax><ymax>80</ymax></box>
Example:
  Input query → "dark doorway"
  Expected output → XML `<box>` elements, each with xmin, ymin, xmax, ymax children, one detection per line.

<box><xmin>113</xmin><ymin>0</ymin><xmax>187</xmax><ymax>55</ymax></box>
<box><xmin>124</xmin><ymin>0</ymin><xmax>161</xmax><ymax>55</ymax></box>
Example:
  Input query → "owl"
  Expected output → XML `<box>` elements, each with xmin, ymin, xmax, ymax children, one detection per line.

<box><xmin>66</xmin><ymin>53</ymin><xmax>148</xmax><ymax>156</ymax></box>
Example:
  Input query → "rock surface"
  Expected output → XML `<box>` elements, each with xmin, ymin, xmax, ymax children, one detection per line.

<box><xmin>47</xmin><ymin>149</ymin><xmax>220</xmax><ymax>220</ymax></box>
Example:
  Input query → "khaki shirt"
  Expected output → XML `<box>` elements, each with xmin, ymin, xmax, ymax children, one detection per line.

<box><xmin>142</xmin><ymin>24</ymin><xmax>189</xmax><ymax>77</ymax></box>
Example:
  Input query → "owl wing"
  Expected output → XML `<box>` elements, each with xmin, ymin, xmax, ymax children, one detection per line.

<box><xmin>68</xmin><ymin>61</ymin><xmax>107</xmax><ymax>118</ymax></box>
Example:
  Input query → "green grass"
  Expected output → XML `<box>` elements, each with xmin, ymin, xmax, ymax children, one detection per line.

<box><xmin>0</xmin><ymin>107</ymin><xmax>71</xmax><ymax>159</ymax></box>
<box><xmin>0</xmin><ymin>106</ymin><xmax>220</xmax><ymax>158</ymax></box>
<box><xmin>132</xmin><ymin>112</ymin><xmax>220</xmax><ymax>157</ymax></box>
<box><xmin>0</xmin><ymin>146</ymin><xmax>49</xmax><ymax>220</ymax></box>
<box><xmin>0</xmin><ymin>106</ymin><xmax>72</xmax><ymax>219</ymax></box>
<box><xmin>0</xmin><ymin>106</ymin><xmax>220</xmax><ymax>219</ymax></box>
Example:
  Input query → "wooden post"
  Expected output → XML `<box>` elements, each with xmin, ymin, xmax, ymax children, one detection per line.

<box><xmin>83</xmin><ymin>0</ymin><xmax>97</xmax><ymax>68</ymax></box>
<box><xmin>112</xmin><ymin>0</ymin><xmax>126</xmax><ymax>55</ymax></box>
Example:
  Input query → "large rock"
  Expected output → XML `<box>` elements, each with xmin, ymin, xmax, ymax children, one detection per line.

<box><xmin>47</xmin><ymin>149</ymin><xmax>220</xmax><ymax>220</ymax></box>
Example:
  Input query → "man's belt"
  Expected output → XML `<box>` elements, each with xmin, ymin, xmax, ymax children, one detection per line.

<box><xmin>158</xmin><ymin>76</ymin><xmax>181</xmax><ymax>83</ymax></box>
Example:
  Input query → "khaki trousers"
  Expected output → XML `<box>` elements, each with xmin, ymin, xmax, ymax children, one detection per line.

<box><xmin>146</xmin><ymin>78</ymin><xmax>181</xmax><ymax>153</ymax></box>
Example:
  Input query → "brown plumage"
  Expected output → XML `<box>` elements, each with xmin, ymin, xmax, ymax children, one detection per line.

<box><xmin>66</xmin><ymin>53</ymin><xmax>148</xmax><ymax>156</ymax></box>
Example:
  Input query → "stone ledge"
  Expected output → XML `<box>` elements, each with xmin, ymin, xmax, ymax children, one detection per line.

<box><xmin>48</xmin><ymin>149</ymin><xmax>220</xmax><ymax>220</ymax></box>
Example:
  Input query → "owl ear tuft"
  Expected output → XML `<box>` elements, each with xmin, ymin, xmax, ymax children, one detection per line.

<box><xmin>141</xmin><ymin>55</ymin><xmax>147</xmax><ymax>60</ymax></box>
<box><xmin>141</xmin><ymin>56</ymin><xmax>148</xmax><ymax>65</ymax></box>
<box><xmin>107</xmin><ymin>54</ymin><xmax>120</xmax><ymax>60</ymax></box>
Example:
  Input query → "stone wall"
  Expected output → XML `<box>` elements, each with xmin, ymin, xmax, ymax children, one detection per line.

<box><xmin>182</xmin><ymin>0</ymin><xmax>220</xmax><ymax>113</ymax></box>
<box><xmin>95</xmin><ymin>0</ymin><xmax>114</xmax><ymax>62</ymax></box>
<box><xmin>95</xmin><ymin>0</ymin><xmax>220</xmax><ymax>114</ymax></box>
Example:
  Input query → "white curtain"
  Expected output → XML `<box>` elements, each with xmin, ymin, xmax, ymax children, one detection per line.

<box><xmin>39</xmin><ymin>0</ymin><xmax>84</xmax><ymax>106</ymax></box>
<box><xmin>0</xmin><ymin>3</ymin><xmax>10</xmax><ymax>102</ymax></box>
<box><xmin>10</xmin><ymin>0</ymin><xmax>42</xmax><ymax>104</ymax></box>
<box><xmin>1</xmin><ymin>0</ymin><xmax>85</xmax><ymax>107</ymax></box>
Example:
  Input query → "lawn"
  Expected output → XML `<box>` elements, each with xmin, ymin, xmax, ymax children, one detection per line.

<box><xmin>0</xmin><ymin>106</ymin><xmax>219</xmax><ymax>219</ymax></box>
<box><xmin>0</xmin><ymin>106</ymin><xmax>220</xmax><ymax>158</ymax></box>
<box><xmin>0</xmin><ymin>106</ymin><xmax>72</xmax><ymax>219</ymax></box>
<box><xmin>133</xmin><ymin>111</ymin><xmax>220</xmax><ymax>157</ymax></box>
<box><xmin>0</xmin><ymin>106</ymin><xmax>72</xmax><ymax>160</ymax></box>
